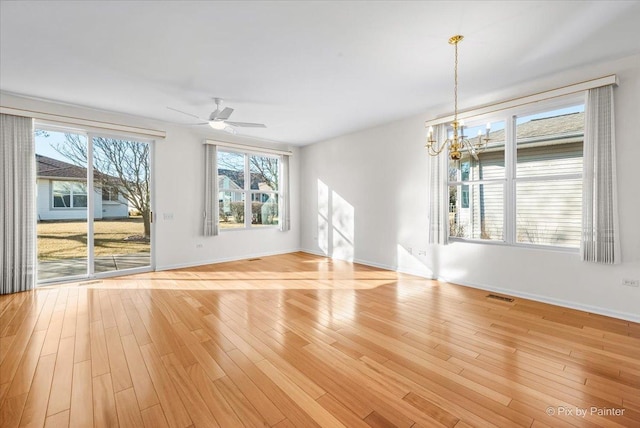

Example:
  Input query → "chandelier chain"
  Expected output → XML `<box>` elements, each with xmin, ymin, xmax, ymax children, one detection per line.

<box><xmin>425</xmin><ymin>34</ymin><xmax>490</xmax><ymax>160</ymax></box>
<box><xmin>454</xmin><ymin>40</ymin><xmax>458</xmax><ymax>124</ymax></box>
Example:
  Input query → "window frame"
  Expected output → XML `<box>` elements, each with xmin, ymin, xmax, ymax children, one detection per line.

<box><xmin>217</xmin><ymin>148</ymin><xmax>281</xmax><ymax>231</ymax></box>
<box><xmin>448</xmin><ymin>118</ymin><xmax>507</xmax><ymax>242</ymax></box>
<box><xmin>51</xmin><ymin>180</ymin><xmax>88</xmax><ymax>209</ymax></box>
<box><xmin>101</xmin><ymin>185</ymin><xmax>120</xmax><ymax>203</ymax></box>
<box><xmin>447</xmin><ymin>93</ymin><xmax>585</xmax><ymax>252</ymax></box>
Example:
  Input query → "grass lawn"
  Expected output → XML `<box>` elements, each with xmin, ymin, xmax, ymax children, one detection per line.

<box><xmin>37</xmin><ymin>218</ymin><xmax>149</xmax><ymax>260</ymax></box>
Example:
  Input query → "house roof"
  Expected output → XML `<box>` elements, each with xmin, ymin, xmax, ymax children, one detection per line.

<box><xmin>36</xmin><ymin>154</ymin><xmax>118</xmax><ymax>181</ymax></box>
<box><xmin>518</xmin><ymin>112</ymin><xmax>584</xmax><ymax>139</ymax></box>
<box><xmin>218</xmin><ymin>175</ymin><xmax>242</xmax><ymax>190</ymax></box>
<box><xmin>486</xmin><ymin>111</ymin><xmax>584</xmax><ymax>143</ymax></box>
<box><xmin>218</xmin><ymin>169</ymin><xmax>277</xmax><ymax>191</ymax></box>
<box><xmin>37</xmin><ymin>154</ymin><xmax>88</xmax><ymax>179</ymax></box>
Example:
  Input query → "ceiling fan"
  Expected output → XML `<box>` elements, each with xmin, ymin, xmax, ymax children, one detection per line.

<box><xmin>168</xmin><ymin>98</ymin><xmax>266</xmax><ymax>131</ymax></box>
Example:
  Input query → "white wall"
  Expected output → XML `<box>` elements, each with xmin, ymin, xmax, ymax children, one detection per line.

<box><xmin>2</xmin><ymin>53</ymin><xmax>637</xmax><ymax>320</ymax></box>
<box><xmin>153</xmin><ymin>127</ymin><xmax>301</xmax><ymax>270</ymax></box>
<box><xmin>2</xmin><ymin>93</ymin><xmax>300</xmax><ymax>271</ymax></box>
<box><xmin>300</xmin><ymin>54</ymin><xmax>640</xmax><ymax>322</ymax></box>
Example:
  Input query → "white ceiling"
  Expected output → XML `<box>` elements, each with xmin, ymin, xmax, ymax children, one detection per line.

<box><xmin>2</xmin><ymin>1</ymin><xmax>640</xmax><ymax>145</ymax></box>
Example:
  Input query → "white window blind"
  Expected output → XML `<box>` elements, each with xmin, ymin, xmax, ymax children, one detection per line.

<box><xmin>1</xmin><ymin>113</ymin><xmax>36</xmax><ymax>294</ymax></box>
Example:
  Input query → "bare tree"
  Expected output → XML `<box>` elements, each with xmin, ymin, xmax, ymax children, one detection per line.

<box><xmin>250</xmin><ymin>156</ymin><xmax>278</xmax><ymax>191</ymax></box>
<box><xmin>217</xmin><ymin>151</ymin><xmax>279</xmax><ymax>190</ymax></box>
<box><xmin>54</xmin><ymin>135</ymin><xmax>151</xmax><ymax>237</ymax></box>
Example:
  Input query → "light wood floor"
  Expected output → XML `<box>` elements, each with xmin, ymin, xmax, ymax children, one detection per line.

<box><xmin>1</xmin><ymin>252</ymin><xmax>638</xmax><ymax>428</ymax></box>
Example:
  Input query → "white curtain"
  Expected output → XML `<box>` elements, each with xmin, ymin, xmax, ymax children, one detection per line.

<box><xmin>203</xmin><ymin>144</ymin><xmax>219</xmax><ymax>236</ymax></box>
<box><xmin>1</xmin><ymin>114</ymin><xmax>35</xmax><ymax>294</ymax></box>
<box><xmin>279</xmin><ymin>154</ymin><xmax>291</xmax><ymax>232</ymax></box>
<box><xmin>427</xmin><ymin>124</ymin><xmax>449</xmax><ymax>245</ymax></box>
<box><xmin>581</xmin><ymin>85</ymin><xmax>620</xmax><ymax>264</ymax></box>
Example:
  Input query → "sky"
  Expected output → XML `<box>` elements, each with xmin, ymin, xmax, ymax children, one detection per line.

<box><xmin>35</xmin><ymin>130</ymin><xmax>86</xmax><ymax>164</ymax></box>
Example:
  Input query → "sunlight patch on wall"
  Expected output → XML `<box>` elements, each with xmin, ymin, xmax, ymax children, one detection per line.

<box><xmin>317</xmin><ymin>179</ymin><xmax>354</xmax><ymax>261</ymax></box>
<box><xmin>317</xmin><ymin>179</ymin><xmax>330</xmax><ymax>255</ymax></box>
<box><xmin>331</xmin><ymin>190</ymin><xmax>354</xmax><ymax>261</ymax></box>
<box><xmin>396</xmin><ymin>244</ymin><xmax>433</xmax><ymax>278</ymax></box>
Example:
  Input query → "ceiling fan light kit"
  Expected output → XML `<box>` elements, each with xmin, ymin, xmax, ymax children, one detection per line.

<box><xmin>209</xmin><ymin>120</ymin><xmax>227</xmax><ymax>130</ymax></box>
<box><xmin>168</xmin><ymin>97</ymin><xmax>266</xmax><ymax>132</ymax></box>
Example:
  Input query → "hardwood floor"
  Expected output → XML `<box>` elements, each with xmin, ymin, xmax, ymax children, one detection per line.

<box><xmin>1</xmin><ymin>252</ymin><xmax>638</xmax><ymax>427</ymax></box>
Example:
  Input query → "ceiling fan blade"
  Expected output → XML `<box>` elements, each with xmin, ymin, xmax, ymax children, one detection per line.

<box><xmin>216</xmin><ymin>107</ymin><xmax>234</xmax><ymax>120</ymax></box>
<box><xmin>167</xmin><ymin>106</ymin><xmax>203</xmax><ymax>120</ymax></box>
<box><xmin>225</xmin><ymin>121</ymin><xmax>266</xmax><ymax>128</ymax></box>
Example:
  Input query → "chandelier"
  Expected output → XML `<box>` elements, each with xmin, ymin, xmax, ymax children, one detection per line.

<box><xmin>426</xmin><ymin>35</ymin><xmax>490</xmax><ymax>161</ymax></box>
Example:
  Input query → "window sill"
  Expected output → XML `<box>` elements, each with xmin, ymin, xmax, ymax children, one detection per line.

<box><xmin>220</xmin><ymin>225</ymin><xmax>280</xmax><ymax>232</ymax></box>
<box><xmin>448</xmin><ymin>237</ymin><xmax>579</xmax><ymax>254</ymax></box>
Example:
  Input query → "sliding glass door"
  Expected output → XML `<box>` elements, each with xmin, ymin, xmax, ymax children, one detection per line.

<box><xmin>92</xmin><ymin>136</ymin><xmax>151</xmax><ymax>275</ymax></box>
<box><xmin>36</xmin><ymin>130</ymin><xmax>89</xmax><ymax>281</ymax></box>
<box><xmin>35</xmin><ymin>127</ymin><xmax>153</xmax><ymax>283</ymax></box>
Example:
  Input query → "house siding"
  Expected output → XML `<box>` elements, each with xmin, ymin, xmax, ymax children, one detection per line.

<box><xmin>36</xmin><ymin>178</ymin><xmax>128</xmax><ymax>221</ymax></box>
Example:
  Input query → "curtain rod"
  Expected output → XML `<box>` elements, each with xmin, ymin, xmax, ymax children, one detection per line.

<box><xmin>0</xmin><ymin>106</ymin><xmax>166</xmax><ymax>139</ymax></box>
<box><xmin>204</xmin><ymin>139</ymin><xmax>292</xmax><ymax>156</ymax></box>
<box><xmin>424</xmin><ymin>74</ymin><xmax>618</xmax><ymax>127</ymax></box>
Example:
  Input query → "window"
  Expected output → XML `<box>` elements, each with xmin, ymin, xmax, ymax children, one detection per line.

<box><xmin>101</xmin><ymin>185</ymin><xmax>120</xmax><ymax>202</ymax></box>
<box><xmin>52</xmin><ymin>180</ymin><xmax>87</xmax><ymax>208</ymax></box>
<box><xmin>449</xmin><ymin>120</ymin><xmax>506</xmax><ymax>241</ymax></box>
<box><xmin>218</xmin><ymin>149</ymin><xmax>279</xmax><ymax>229</ymax></box>
<box><xmin>448</xmin><ymin>100</ymin><xmax>585</xmax><ymax>249</ymax></box>
<box><xmin>515</xmin><ymin>108</ymin><xmax>584</xmax><ymax>247</ymax></box>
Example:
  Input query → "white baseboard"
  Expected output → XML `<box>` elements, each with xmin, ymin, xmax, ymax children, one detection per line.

<box><xmin>159</xmin><ymin>247</ymin><xmax>638</xmax><ymax>324</ymax></box>
<box><xmin>353</xmin><ymin>257</ymin><xmax>433</xmax><ymax>279</ymax></box>
<box><xmin>156</xmin><ymin>247</ymin><xmax>302</xmax><ymax>271</ymax></box>
<box><xmin>444</xmin><ymin>277</ymin><xmax>640</xmax><ymax>324</ymax></box>
<box><xmin>299</xmin><ymin>249</ymin><xmax>639</xmax><ymax>323</ymax></box>
<box><xmin>300</xmin><ymin>249</ymin><xmax>433</xmax><ymax>279</ymax></box>
<box><xmin>299</xmin><ymin>248</ymin><xmax>325</xmax><ymax>258</ymax></box>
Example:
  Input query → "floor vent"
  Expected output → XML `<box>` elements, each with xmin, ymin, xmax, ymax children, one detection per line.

<box><xmin>248</xmin><ymin>258</ymin><xmax>262</xmax><ymax>261</ymax></box>
<box><xmin>79</xmin><ymin>280</ymin><xmax>102</xmax><ymax>286</ymax></box>
<box><xmin>487</xmin><ymin>294</ymin><xmax>514</xmax><ymax>303</ymax></box>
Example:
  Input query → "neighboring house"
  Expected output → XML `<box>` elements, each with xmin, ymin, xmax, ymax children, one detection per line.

<box><xmin>218</xmin><ymin>169</ymin><xmax>277</xmax><ymax>204</ymax></box>
<box><xmin>218</xmin><ymin>171</ymin><xmax>278</xmax><ymax>225</ymax></box>
<box><xmin>451</xmin><ymin>111</ymin><xmax>584</xmax><ymax>246</ymax></box>
<box><xmin>218</xmin><ymin>174</ymin><xmax>243</xmax><ymax>215</ymax></box>
<box><xmin>36</xmin><ymin>155</ymin><xmax>129</xmax><ymax>221</ymax></box>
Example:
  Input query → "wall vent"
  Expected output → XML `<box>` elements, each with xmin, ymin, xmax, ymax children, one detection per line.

<box><xmin>486</xmin><ymin>294</ymin><xmax>514</xmax><ymax>303</ymax></box>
